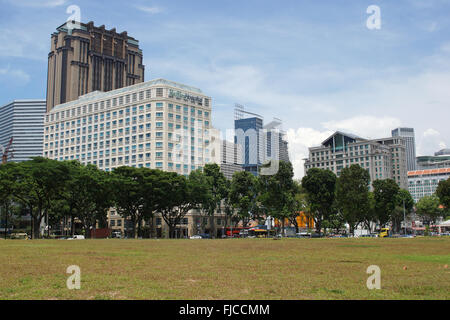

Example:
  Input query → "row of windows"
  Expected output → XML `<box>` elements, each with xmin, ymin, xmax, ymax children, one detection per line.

<box><xmin>47</xmin><ymin>100</ymin><xmax>210</xmax><ymax>124</ymax></box>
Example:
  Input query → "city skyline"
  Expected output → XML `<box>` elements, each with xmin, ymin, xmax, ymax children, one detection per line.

<box><xmin>1</xmin><ymin>0</ymin><xmax>450</xmax><ymax>178</ymax></box>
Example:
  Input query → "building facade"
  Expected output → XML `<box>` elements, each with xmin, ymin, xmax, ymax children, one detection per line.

<box><xmin>43</xmin><ymin>78</ymin><xmax>213</xmax><ymax>174</ymax></box>
<box><xmin>304</xmin><ymin>131</ymin><xmax>408</xmax><ymax>189</ymax></box>
<box><xmin>416</xmin><ymin>149</ymin><xmax>450</xmax><ymax>170</ymax></box>
<box><xmin>0</xmin><ymin>100</ymin><xmax>46</xmax><ymax>162</ymax></box>
<box><xmin>219</xmin><ymin>139</ymin><xmax>244</xmax><ymax>180</ymax></box>
<box><xmin>392</xmin><ymin>127</ymin><xmax>416</xmax><ymax>171</ymax></box>
<box><xmin>408</xmin><ymin>168</ymin><xmax>450</xmax><ymax>202</ymax></box>
<box><xmin>47</xmin><ymin>21</ymin><xmax>144</xmax><ymax>112</ymax></box>
<box><xmin>234</xmin><ymin>107</ymin><xmax>290</xmax><ymax>176</ymax></box>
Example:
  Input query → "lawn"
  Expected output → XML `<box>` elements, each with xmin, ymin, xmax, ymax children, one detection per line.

<box><xmin>0</xmin><ymin>237</ymin><xmax>449</xmax><ymax>300</ymax></box>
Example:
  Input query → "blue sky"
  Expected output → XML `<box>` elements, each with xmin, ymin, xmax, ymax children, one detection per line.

<box><xmin>1</xmin><ymin>0</ymin><xmax>450</xmax><ymax>177</ymax></box>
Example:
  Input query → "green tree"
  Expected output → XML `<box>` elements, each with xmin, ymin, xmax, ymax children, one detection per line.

<box><xmin>10</xmin><ymin>158</ymin><xmax>69</xmax><ymax>239</ymax></box>
<box><xmin>336</xmin><ymin>165</ymin><xmax>370</xmax><ymax>235</ymax></box>
<box><xmin>230</xmin><ymin>171</ymin><xmax>258</xmax><ymax>228</ymax></box>
<box><xmin>157</xmin><ymin>170</ymin><xmax>208</xmax><ymax>238</ymax></box>
<box><xmin>112</xmin><ymin>166</ymin><xmax>147</xmax><ymax>238</ymax></box>
<box><xmin>416</xmin><ymin>195</ymin><xmax>442</xmax><ymax>226</ymax></box>
<box><xmin>188</xmin><ymin>168</ymin><xmax>213</xmax><ymax>235</ymax></box>
<box><xmin>0</xmin><ymin>163</ymin><xmax>17</xmax><ymax>238</ymax></box>
<box><xmin>59</xmin><ymin>162</ymin><xmax>113</xmax><ymax>238</ymax></box>
<box><xmin>141</xmin><ymin>168</ymin><xmax>165</xmax><ymax>238</ymax></box>
<box><xmin>436</xmin><ymin>178</ymin><xmax>450</xmax><ymax>214</ymax></box>
<box><xmin>373</xmin><ymin>179</ymin><xmax>400</xmax><ymax>228</ymax></box>
<box><xmin>301</xmin><ymin>168</ymin><xmax>337</xmax><ymax>236</ymax></box>
<box><xmin>202</xmin><ymin>164</ymin><xmax>228</xmax><ymax>238</ymax></box>
<box><xmin>360</xmin><ymin>192</ymin><xmax>377</xmax><ymax>232</ymax></box>
<box><xmin>259</xmin><ymin>161</ymin><xmax>296</xmax><ymax>236</ymax></box>
<box><xmin>222</xmin><ymin>179</ymin><xmax>235</xmax><ymax>229</ymax></box>
<box><xmin>391</xmin><ymin>189</ymin><xmax>414</xmax><ymax>233</ymax></box>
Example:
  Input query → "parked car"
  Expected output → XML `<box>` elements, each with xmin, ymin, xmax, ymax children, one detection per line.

<box><xmin>10</xmin><ymin>233</ymin><xmax>28</xmax><ymax>240</ymax></box>
<box><xmin>310</xmin><ymin>233</ymin><xmax>322</xmax><ymax>238</ymax></box>
<box><xmin>296</xmin><ymin>232</ymin><xmax>311</xmax><ymax>238</ymax></box>
<box><xmin>67</xmin><ymin>235</ymin><xmax>85</xmax><ymax>240</ymax></box>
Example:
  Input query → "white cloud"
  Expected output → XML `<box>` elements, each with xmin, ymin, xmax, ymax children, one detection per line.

<box><xmin>0</xmin><ymin>66</ymin><xmax>30</xmax><ymax>83</ymax></box>
<box><xmin>0</xmin><ymin>27</ymin><xmax>49</xmax><ymax>61</ymax></box>
<box><xmin>6</xmin><ymin>0</ymin><xmax>67</xmax><ymax>7</ymax></box>
<box><xmin>423</xmin><ymin>128</ymin><xmax>440</xmax><ymax>137</ymax></box>
<box><xmin>135</xmin><ymin>5</ymin><xmax>163</xmax><ymax>14</ymax></box>
<box><xmin>286</xmin><ymin>127</ymin><xmax>333</xmax><ymax>179</ymax></box>
<box><xmin>321</xmin><ymin>116</ymin><xmax>402</xmax><ymax>140</ymax></box>
<box><xmin>417</xmin><ymin>128</ymin><xmax>447</xmax><ymax>156</ymax></box>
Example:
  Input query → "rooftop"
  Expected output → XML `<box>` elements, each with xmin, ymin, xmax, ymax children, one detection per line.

<box><xmin>408</xmin><ymin>168</ymin><xmax>450</xmax><ymax>176</ymax></box>
<box><xmin>52</xmin><ymin>78</ymin><xmax>205</xmax><ymax>111</ymax></box>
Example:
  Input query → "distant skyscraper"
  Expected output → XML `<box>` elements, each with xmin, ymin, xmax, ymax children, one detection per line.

<box><xmin>234</xmin><ymin>105</ymin><xmax>290</xmax><ymax>176</ymax></box>
<box><xmin>392</xmin><ymin>127</ymin><xmax>416</xmax><ymax>171</ymax></box>
<box><xmin>0</xmin><ymin>100</ymin><xmax>46</xmax><ymax>162</ymax></box>
<box><xmin>46</xmin><ymin>21</ymin><xmax>144</xmax><ymax>112</ymax></box>
<box><xmin>234</xmin><ymin>115</ymin><xmax>264</xmax><ymax>175</ymax></box>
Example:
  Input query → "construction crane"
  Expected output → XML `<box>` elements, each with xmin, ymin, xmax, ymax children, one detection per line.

<box><xmin>1</xmin><ymin>137</ymin><xmax>13</xmax><ymax>164</ymax></box>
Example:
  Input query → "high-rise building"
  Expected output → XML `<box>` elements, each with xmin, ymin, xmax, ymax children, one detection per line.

<box><xmin>304</xmin><ymin>131</ymin><xmax>408</xmax><ymax>189</ymax></box>
<box><xmin>234</xmin><ymin>114</ymin><xmax>264</xmax><ymax>175</ymax></box>
<box><xmin>0</xmin><ymin>100</ymin><xmax>46</xmax><ymax>162</ymax></box>
<box><xmin>46</xmin><ymin>21</ymin><xmax>144</xmax><ymax>112</ymax></box>
<box><xmin>392</xmin><ymin>127</ymin><xmax>416</xmax><ymax>171</ymax></box>
<box><xmin>234</xmin><ymin>105</ymin><xmax>290</xmax><ymax>176</ymax></box>
<box><xmin>219</xmin><ymin>139</ymin><xmax>244</xmax><ymax>180</ymax></box>
<box><xmin>43</xmin><ymin>79</ymin><xmax>212</xmax><ymax>174</ymax></box>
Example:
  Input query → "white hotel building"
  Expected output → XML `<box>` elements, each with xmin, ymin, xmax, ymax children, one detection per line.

<box><xmin>43</xmin><ymin>79</ymin><xmax>214</xmax><ymax>175</ymax></box>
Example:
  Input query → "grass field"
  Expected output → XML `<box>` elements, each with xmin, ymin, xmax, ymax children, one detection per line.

<box><xmin>0</xmin><ymin>237</ymin><xmax>449</xmax><ymax>300</ymax></box>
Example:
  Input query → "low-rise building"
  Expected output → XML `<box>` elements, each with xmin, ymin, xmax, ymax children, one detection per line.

<box><xmin>407</xmin><ymin>168</ymin><xmax>450</xmax><ymax>202</ymax></box>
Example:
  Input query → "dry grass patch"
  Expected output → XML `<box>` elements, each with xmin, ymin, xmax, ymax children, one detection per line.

<box><xmin>0</xmin><ymin>238</ymin><xmax>449</xmax><ymax>300</ymax></box>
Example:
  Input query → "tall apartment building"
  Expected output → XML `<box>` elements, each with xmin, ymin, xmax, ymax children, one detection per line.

<box><xmin>408</xmin><ymin>168</ymin><xmax>450</xmax><ymax>202</ymax></box>
<box><xmin>43</xmin><ymin>79</ymin><xmax>212</xmax><ymax>174</ymax></box>
<box><xmin>46</xmin><ymin>21</ymin><xmax>144</xmax><ymax>112</ymax></box>
<box><xmin>0</xmin><ymin>100</ymin><xmax>46</xmax><ymax>162</ymax></box>
<box><xmin>304</xmin><ymin>131</ymin><xmax>408</xmax><ymax>189</ymax></box>
<box><xmin>392</xmin><ymin>127</ymin><xmax>416</xmax><ymax>171</ymax></box>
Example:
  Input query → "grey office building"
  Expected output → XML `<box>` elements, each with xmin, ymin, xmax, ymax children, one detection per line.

<box><xmin>304</xmin><ymin>131</ymin><xmax>408</xmax><ymax>189</ymax></box>
<box><xmin>392</xmin><ymin>127</ymin><xmax>416</xmax><ymax>171</ymax></box>
<box><xmin>0</xmin><ymin>100</ymin><xmax>46</xmax><ymax>162</ymax></box>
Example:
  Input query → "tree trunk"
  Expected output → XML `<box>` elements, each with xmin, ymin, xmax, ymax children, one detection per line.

<box><xmin>169</xmin><ymin>225</ymin><xmax>175</xmax><ymax>239</ymax></box>
<box><xmin>316</xmin><ymin>219</ymin><xmax>322</xmax><ymax>236</ymax></box>
<box><xmin>32</xmin><ymin>217</ymin><xmax>40</xmax><ymax>239</ymax></box>
<box><xmin>210</xmin><ymin>212</ymin><xmax>216</xmax><ymax>239</ymax></box>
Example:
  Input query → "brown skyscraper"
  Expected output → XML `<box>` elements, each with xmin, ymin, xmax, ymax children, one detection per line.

<box><xmin>46</xmin><ymin>21</ymin><xmax>144</xmax><ymax>112</ymax></box>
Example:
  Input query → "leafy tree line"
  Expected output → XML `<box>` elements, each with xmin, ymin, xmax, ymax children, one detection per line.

<box><xmin>301</xmin><ymin>165</ymin><xmax>449</xmax><ymax>235</ymax></box>
<box><xmin>2</xmin><ymin>159</ymin><xmax>449</xmax><ymax>239</ymax></box>
<box><xmin>0</xmin><ymin>158</ymin><xmax>301</xmax><ymax>239</ymax></box>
